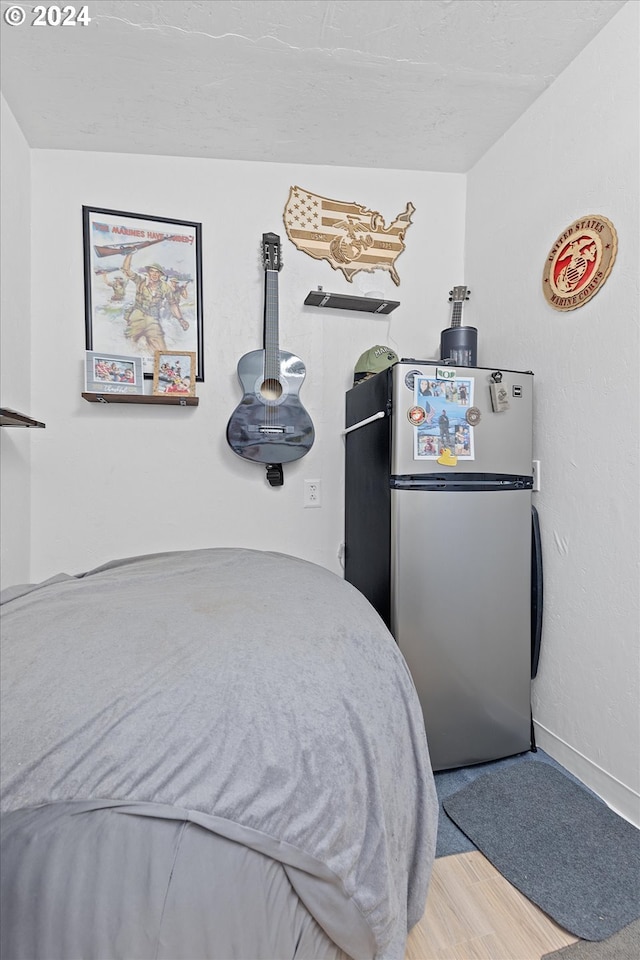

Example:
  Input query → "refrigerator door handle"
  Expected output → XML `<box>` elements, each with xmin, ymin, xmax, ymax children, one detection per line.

<box><xmin>390</xmin><ymin>474</ymin><xmax>533</xmax><ymax>491</ymax></box>
<box><xmin>531</xmin><ymin>505</ymin><xmax>544</xmax><ymax>678</ymax></box>
<box><xmin>342</xmin><ymin>410</ymin><xmax>388</xmax><ymax>436</ymax></box>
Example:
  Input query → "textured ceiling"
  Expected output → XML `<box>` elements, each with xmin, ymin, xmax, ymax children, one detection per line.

<box><xmin>0</xmin><ymin>0</ymin><xmax>628</xmax><ymax>172</ymax></box>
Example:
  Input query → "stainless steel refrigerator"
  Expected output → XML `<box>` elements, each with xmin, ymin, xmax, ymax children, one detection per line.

<box><xmin>344</xmin><ymin>360</ymin><xmax>542</xmax><ymax>771</ymax></box>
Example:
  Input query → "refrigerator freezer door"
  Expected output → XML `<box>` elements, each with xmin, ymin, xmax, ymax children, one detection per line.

<box><xmin>391</xmin><ymin>487</ymin><xmax>532</xmax><ymax>770</ymax></box>
<box><xmin>391</xmin><ymin>362</ymin><xmax>533</xmax><ymax>477</ymax></box>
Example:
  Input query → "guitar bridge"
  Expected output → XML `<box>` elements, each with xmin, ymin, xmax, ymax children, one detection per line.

<box><xmin>249</xmin><ymin>425</ymin><xmax>295</xmax><ymax>435</ymax></box>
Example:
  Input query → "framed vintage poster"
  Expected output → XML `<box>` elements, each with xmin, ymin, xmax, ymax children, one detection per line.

<box><xmin>85</xmin><ymin>351</ymin><xmax>144</xmax><ymax>396</ymax></box>
<box><xmin>152</xmin><ymin>351</ymin><xmax>197</xmax><ymax>397</ymax></box>
<box><xmin>83</xmin><ymin>207</ymin><xmax>203</xmax><ymax>380</ymax></box>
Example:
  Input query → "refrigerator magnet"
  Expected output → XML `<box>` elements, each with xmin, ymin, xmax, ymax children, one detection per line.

<box><xmin>490</xmin><ymin>382</ymin><xmax>510</xmax><ymax>412</ymax></box>
<box><xmin>404</xmin><ymin>369</ymin><xmax>423</xmax><ymax>391</ymax></box>
<box><xmin>466</xmin><ymin>406</ymin><xmax>481</xmax><ymax>426</ymax></box>
<box><xmin>408</xmin><ymin>406</ymin><xmax>426</xmax><ymax>425</ymax></box>
<box><xmin>437</xmin><ymin>448</ymin><xmax>458</xmax><ymax>466</ymax></box>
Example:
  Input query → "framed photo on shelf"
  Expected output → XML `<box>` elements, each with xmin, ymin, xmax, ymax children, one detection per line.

<box><xmin>153</xmin><ymin>351</ymin><xmax>197</xmax><ymax>397</ymax></box>
<box><xmin>83</xmin><ymin>206</ymin><xmax>203</xmax><ymax>381</ymax></box>
<box><xmin>85</xmin><ymin>351</ymin><xmax>144</xmax><ymax>396</ymax></box>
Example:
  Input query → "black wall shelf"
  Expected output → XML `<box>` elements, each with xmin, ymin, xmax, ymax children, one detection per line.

<box><xmin>1</xmin><ymin>408</ymin><xmax>46</xmax><ymax>428</ymax></box>
<box><xmin>304</xmin><ymin>289</ymin><xmax>399</xmax><ymax>315</ymax></box>
<box><xmin>82</xmin><ymin>393</ymin><xmax>198</xmax><ymax>407</ymax></box>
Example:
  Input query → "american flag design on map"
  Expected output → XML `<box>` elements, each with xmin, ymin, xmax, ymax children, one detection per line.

<box><xmin>283</xmin><ymin>186</ymin><xmax>415</xmax><ymax>286</ymax></box>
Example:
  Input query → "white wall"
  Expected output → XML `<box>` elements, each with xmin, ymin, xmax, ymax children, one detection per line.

<box><xmin>26</xmin><ymin>152</ymin><xmax>464</xmax><ymax>581</ymax></box>
<box><xmin>1</xmin><ymin>95</ymin><xmax>32</xmax><ymax>587</ymax></box>
<box><xmin>465</xmin><ymin>1</ymin><xmax>639</xmax><ymax>823</ymax></box>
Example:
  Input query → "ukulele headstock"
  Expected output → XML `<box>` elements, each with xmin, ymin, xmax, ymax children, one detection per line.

<box><xmin>448</xmin><ymin>285</ymin><xmax>470</xmax><ymax>303</ymax></box>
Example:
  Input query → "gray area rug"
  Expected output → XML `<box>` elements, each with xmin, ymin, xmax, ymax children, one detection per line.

<box><xmin>443</xmin><ymin>761</ymin><xmax>640</xmax><ymax>941</ymax></box>
<box><xmin>542</xmin><ymin>918</ymin><xmax>640</xmax><ymax>960</ymax></box>
<box><xmin>434</xmin><ymin>748</ymin><xmax>579</xmax><ymax>858</ymax></box>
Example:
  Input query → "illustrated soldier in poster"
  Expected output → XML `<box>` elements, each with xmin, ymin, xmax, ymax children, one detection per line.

<box><xmin>121</xmin><ymin>256</ymin><xmax>188</xmax><ymax>354</ymax></box>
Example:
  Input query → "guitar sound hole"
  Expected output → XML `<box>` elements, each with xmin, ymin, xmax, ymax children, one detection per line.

<box><xmin>261</xmin><ymin>378</ymin><xmax>283</xmax><ymax>401</ymax></box>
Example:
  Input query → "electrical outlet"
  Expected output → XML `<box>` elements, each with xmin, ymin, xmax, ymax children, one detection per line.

<box><xmin>532</xmin><ymin>460</ymin><xmax>541</xmax><ymax>492</ymax></box>
<box><xmin>304</xmin><ymin>479</ymin><xmax>322</xmax><ymax>508</ymax></box>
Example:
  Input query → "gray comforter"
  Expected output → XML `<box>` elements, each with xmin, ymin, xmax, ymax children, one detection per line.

<box><xmin>1</xmin><ymin>548</ymin><xmax>438</xmax><ymax>959</ymax></box>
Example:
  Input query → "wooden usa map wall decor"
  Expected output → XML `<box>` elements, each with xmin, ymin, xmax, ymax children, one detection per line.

<box><xmin>283</xmin><ymin>186</ymin><xmax>414</xmax><ymax>286</ymax></box>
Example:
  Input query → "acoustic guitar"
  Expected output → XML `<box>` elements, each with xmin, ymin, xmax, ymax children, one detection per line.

<box><xmin>226</xmin><ymin>233</ymin><xmax>314</xmax><ymax>484</ymax></box>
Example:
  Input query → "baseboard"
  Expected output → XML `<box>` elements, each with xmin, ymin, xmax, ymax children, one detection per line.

<box><xmin>533</xmin><ymin>721</ymin><xmax>640</xmax><ymax>828</ymax></box>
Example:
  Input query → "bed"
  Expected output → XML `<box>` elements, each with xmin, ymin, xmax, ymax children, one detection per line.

<box><xmin>0</xmin><ymin>547</ymin><xmax>438</xmax><ymax>960</ymax></box>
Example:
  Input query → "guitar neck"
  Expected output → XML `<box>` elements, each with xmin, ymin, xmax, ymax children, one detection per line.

<box><xmin>264</xmin><ymin>269</ymin><xmax>280</xmax><ymax>379</ymax></box>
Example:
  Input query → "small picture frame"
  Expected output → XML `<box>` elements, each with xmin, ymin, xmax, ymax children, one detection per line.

<box><xmin>152</xmin><ymin>351</ymin><xmax>197</xmax><ymax>397</ymax></box>
<box><xmin>85</xmin><ymin>351</ymin><xmax>144</xmax><ymax>395</ymax></box>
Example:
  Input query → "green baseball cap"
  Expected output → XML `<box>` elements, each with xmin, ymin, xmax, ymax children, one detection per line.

<box><xmin>354</xmin><ymin>345</ymin><xmax>399</xmax><ymax>384</ymax></box>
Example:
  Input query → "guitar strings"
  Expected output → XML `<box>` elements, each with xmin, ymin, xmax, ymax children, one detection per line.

<box><xmin>264</xmin><ymin>269</ymin><xmax>280</xmax><ymax>431</ymax></box>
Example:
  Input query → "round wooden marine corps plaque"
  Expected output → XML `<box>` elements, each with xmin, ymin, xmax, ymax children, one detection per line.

<box><xmin>542</xmin><ymin>215</ymin><xmax>617</xmax><ymax>311</ymax></box>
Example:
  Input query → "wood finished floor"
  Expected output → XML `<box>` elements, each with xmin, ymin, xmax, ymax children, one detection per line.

<box><xmin>405</xmin><ymin>850</ymin><xmax>579</xmax><ymax>960</ymax></box>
